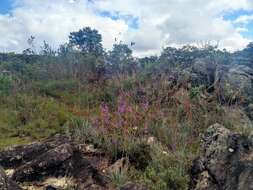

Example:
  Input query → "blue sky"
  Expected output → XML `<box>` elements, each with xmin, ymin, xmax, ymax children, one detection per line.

<box><xmin>224</xmin><ymin>9</ymin><xmax>253</xmax><ymax>38</ymax></box>
<box><xmin>99</xmin><ymin>10</ymin><xmax>139</xmax><ymax>29</ymax></box>
<box><xmin>1</xmin><ymin>0</ymin><xmax>253</xmax><ymax>56</ymax></box>
<box><xmin>0</xmin><ymin>0</ymin><xmax>12</xmax><ymax>14</ymax></box>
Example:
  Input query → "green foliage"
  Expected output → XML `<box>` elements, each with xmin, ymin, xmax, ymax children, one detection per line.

<box><xmin>0</xmin><ymin>74</ymin><xmax>12</xmax><ymax>95</ymax></box>
<box><xmin>69</xmin><ymin>27</ymin><xmax>103</xmax><ymax>56</ymax></box>
<box><xmin>0</xmin><ymin>94</ymin><xmax>70</xmax><ymax>142</ymax></box>
<box><xmin>141</xmin><ymin>144</ymin><xmax>190</xmax><ymax>190</ymax></box>
<box><xmin>108</xmin><ymin>43</ymin><xmax>135</xmax><ymax>73</ymax></box>
<box><xmin>110</xmin><ymin>167</ymin><xmax>129</xmax><ymax>188</ymax></box>
<box><xmin>1</xmin><ymin>27</ymin><xmax>253</xmax><ymax>189</ymax></box>
<box><xmin>65</xmin><ymin>117</ymin><xmax>100</xmax><ymax>144</ymax></box>
<box><xmin>37</xmin><ymin>80</ymin><xmax>78</xmax><ymax>98</ymax></box>
<box><xmin>189</xmin><ymin>86</ymin><xmax>203</xmax><ymax>100</ymax></box>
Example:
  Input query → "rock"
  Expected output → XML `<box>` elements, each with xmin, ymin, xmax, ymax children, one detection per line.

<box><xmin>191</xmin><ymin>58</ymin><xmax>216</xmax><ymax>88</ymax></box>
<box><xmin>245</xmin><ymin>104</ymin><xmax>253</xmax><ymax>119</ymax></box>
<box><xmin>190</xmin><ymin>123</ymin><xmax>253</xmax><ymax>190</ymax></box>
<box><xmin>0</xmin><ymin>135</ymin><xmax>70</xmax><ymax>169</ymax></box>
<box><xmin>0</xmin><ymin>135</ymin><xmax>110</xmax><ymax>190</ymax></box>
<box><xmin>5</xmin><ymin>169</ymin><xmax>15</xmax><ymax>177</ymax></box>
<box><xmin>119</xmin><ymin>182</ymin><xmax>147</xmax><ymax>190</ymax></box>
<box><xmin>182</xmin><ymin>58</ymin><xmax>216</xmax><ymax>89</ymax></box>
<box><xmin>147</xmin><ymin>136</ymin><xmax>156</xmax><ymax>145</ymax></box>
<box><xmin>223</xmin><ymin>107</ymin><xmax>253</xmax><ymax>129</ymax></box>
<box><xmin>216</xmin><ymin>64</ymin><xmax>253</xmax><ymax>104</ymax></box>
<box><xmin>45</xmin><ymin>185</ymin><xmax>57</xmax><ymax>190</ymax></box>
<box><xmin>0</xmin><ymin>166</ymin><xmax>22</xmax><ymax>190</ymax></box>
<box><xmin>12</xmin><ymin>143</ymin><xmax>74</xmax><ymax>182</ymax></box>
<box><xmin>107</xmin><ymin>158</ymin><xmax>129</xmax><ymax>176</ymax></box>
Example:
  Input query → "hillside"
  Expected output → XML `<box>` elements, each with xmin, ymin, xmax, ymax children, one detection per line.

<box><xmin>0</xmin><ymin>28</ymin><xmax>253</xmax><ymax>190</ymax></box>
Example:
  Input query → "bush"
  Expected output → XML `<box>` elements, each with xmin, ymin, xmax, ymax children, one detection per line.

<box><xmin>0</xmin><ymin>74</ymin><xmax>13</xmax><ymax>95</ymax></box>
<box><xmin>141</xmin><ymin>144</ymin><xmax>190</xmax><ymax>190</ymax></box>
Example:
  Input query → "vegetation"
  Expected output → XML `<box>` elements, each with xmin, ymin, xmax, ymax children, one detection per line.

<box><xmin>0</xmin><ymin>27</ymin><xmax>253</xmax><ymax>189</ymax></box>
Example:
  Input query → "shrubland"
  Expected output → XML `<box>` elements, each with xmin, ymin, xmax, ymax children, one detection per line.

<box><xmin>0</xmin><ymin>27</ymin><xmax>253</xmax><ymax>189</ymax></box>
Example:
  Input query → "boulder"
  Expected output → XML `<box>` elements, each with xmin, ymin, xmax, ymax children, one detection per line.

<box><xmin>182</xmin><ymin>58</ymin><xmax>216</xmax><ymax>89</ymax></box>
<box><xmin>245</xmin><ymin>104</ymin><xmax>253</xmax><ymax>119</ymax></box>
<box><xmin>215</xmin><ymin>65</ymin><xmax>253</xmax><ymax>104</ymax></box>
<box><xmin>0</xmin><ymin>135</ymin><xmax>70</xmax><ymax>169</ymax></box>
<box><xmin>0</xmin><ymin>166</ymin><xmax>22</xmax><ymax>190</ymax></box>
<box><xmin>107</xmin><ymin>158</ymin><xmax>129</xmax><ymax>176</ymax></box>
<box><xmin>190</xmin><ymin>123</ymin><xmax>253</xmax><ymax>190</ymax></box>
<box><xmin>0</xmin><ymin>135</ymin><xmax>110</xmax><ymax>190</ymax></box>
<box><xmin>12</xmin><ymin>143</ymin><xmax>74</xmax><ymax>182</ymax></box>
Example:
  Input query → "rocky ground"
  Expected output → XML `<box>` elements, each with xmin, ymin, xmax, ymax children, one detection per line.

<box><xmin>0</xmin><ymin>135</ymin><xmax>144</xmax><ymax>190</ymax></box>
<box><xmin>0</xmin><ymin>124</ymin><xmax>252</xmax><ymax>190</ymax></box>
<box><xmin>190</xmin><ymin>124</ymin><xmax>253</xmax><ymax>190</ymax></box>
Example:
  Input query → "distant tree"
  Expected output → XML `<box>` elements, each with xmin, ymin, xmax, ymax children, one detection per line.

<box><xmin>58</xmin><ymin>43</ymin><xmax>73</xmax><ymax>56</ymax></box>
<box><xmin>69</xmin><ymin>27</ymin><xmax>103</xmax><ymax>56</ymax></box>
<box><xmin>40</xmin><ymin>41</ymin><xmax>55</xmax><ymax>56</ymax></box>
<box><xmin>233</xmin><ymin>42</ymin><xmax>253</xmax><ymax>68</ymax></box>
<box><xmin>139</xmin><ymin>56</ymin><xmax>158</xmax><ymax>69</ymax></box>
<box><xmin>109</xmin><ymin>44</ymin><xmax>132</xmax><ymax>63</ymax></box>
<box><xmin>159</xmin><ymin>45</ymin><xmax>230</xmax><ymax>68</ymax></box>
<box><xmin>107</xmin><ymin>43</ymin><xmax>137</xmax><ymax>74</ymax></box>
<box><xmin>23</xmin><ymin>36</ymin><xmax>36</xmax><ymax>55</ymax></box>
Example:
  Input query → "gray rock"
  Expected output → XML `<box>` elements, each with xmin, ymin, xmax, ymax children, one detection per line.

<box><xmin>215</xmin><ymin>65</ymin><xmax>253</xmax><ymax>104</ymax></box>
<box><xmin>182</xmin><ymin>58</ymin><xmax>216</xmax><ymax>89</ymax></box>
<box><xmin>0</xmin><ymin>166</ymin><xmax>22</xmax><ymax>190</ymax></box>
<box><xmin>245</xmin><ymin>104</ymin><xmax>253</xmax><ymax>119</ymax></box>
<box><xmin>119</xmin><ymin>182</ymin><xmax>147</xmax><ymax>190</ymax></box>
<box><xmin>0</xmin><ymin>135</ymin><xmax>70</xmax><ymax>169</ymax></box>
<box><xmin>12</xmin><ymin>143</ymin><xmax>74</xmax><ymax>182</ymax></box>
<box><xmin>0</xmin><ymin>135</ymin><xmax>109</xmax><ymax>190</ymax></box>
<box><xmin>191</xmin><ymin>58</ymin><xmax>216</xmax><ymax>87</ymax></box>
<box><xmin>190</xmin><ymin>123</ymin><xmax>253</xmax><ymax>190</ymax></box>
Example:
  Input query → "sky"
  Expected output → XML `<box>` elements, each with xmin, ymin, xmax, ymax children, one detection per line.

<box><xmin>0</xmin><ymin>0</ymin><xmax>253</xmax><ymax>57</ymax></box>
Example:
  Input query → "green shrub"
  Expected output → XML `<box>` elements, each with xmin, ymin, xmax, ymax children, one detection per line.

<box><xmin>37</xmin><ymin>80</ymin><xmax>78</xmax><ymax>98</ymax></box>
<box><xmin>65</xmin><ymin>117</ymin><xmax>99</xmax><ymax>144</ymax></box>
<box><xmin>0</xmin><ymin>74</ymin><xmax>13</xmax><ymax>95</ymax></box>
<box><xmin>141</xmin><ymin>144</ymin><xmax>190</xmax><ymax>190</ymax></box>
<box><xmin>189</xmin><ymin>86</ymin><xmax>203</xmax><ymax>100</ymax></box>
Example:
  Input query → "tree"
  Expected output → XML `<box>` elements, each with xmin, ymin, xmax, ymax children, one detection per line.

<box><xmin>107</xmin><ymin>43</ymin><xmax>136</xmax><ymax>74</ymax></box>
<box><xmin>69</xmin><ymin>27</ymin><xmax>103</xmax><ymax>56</ymax></box>
<box><xmin>109</xmin><ymin>44</ymin><xmax>132</xmax><ymax>63</ymax></box>
<box><xmin>233</xmin><ymin>42</ymin><xmax>253</xmax><ymax>68</ymax></box>
<box><xmin>23</xmin><ymin>36</ymin><xmax>36</xmax><ymax>55</ymax></box>
<box><xmin>40</xmin><ymin>41</ymin><xmax>55</xmax><ymax>56</ymax></box>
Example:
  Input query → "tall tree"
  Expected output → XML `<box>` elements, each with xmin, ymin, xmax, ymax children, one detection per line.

<box><xmin>69</xmin><ymin>27</ymin><xmax>103</xmax><ymax>56</ymax></box>
<box><xmin>109</xmin><ymin>44</ymin><xmax>132</xmax><ymax>63</ymax></box>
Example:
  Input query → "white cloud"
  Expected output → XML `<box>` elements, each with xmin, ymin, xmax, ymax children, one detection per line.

<box><xmin>0</xmin><ymin>0</ymin><xmax>253</xmax><ymax>56</ymax></box>
<box><xmin>234</xmin><ymin>14</ymin><xmax>253</xmax><ymax>24</ymax></box>
<box><xmin>0</xmin><ymin>0</ymin><xmax>128</xmax><ymax>53</ymax></box>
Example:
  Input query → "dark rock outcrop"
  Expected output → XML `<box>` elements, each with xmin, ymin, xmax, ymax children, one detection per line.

<box><xmin>215</xmin><ymin>64</ymin><xmax>253</xmax><ymax>104</ymax></box>
<box><xmin>190</xmin><ymin>58</ymin><xmax>216</xmax><ymax>89</ymax></box>
<box><xmin>0</xmin><ymin>135</ymin><xmax>70</xmax><ymax>169</ymax></box>
<box><xmin>181</xmin><ymin>59</ymin><xmax>253</xmax><ymax>106</ymax></box>
<box><xmin>12</xmin><ymin>143</ymin><xmax>74</xmax><ymax>182</ymax></box>
<box><xmin>0</xmin><ymin>135</ymin><xmax>110</xmax><ymax>190</ymax></box>
<box><xmin>190</xmin><ymin>123</ymin><xmax>253</xmax><ymax>190</ymax></box>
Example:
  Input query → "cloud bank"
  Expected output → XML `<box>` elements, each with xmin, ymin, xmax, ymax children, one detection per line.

<box><xmin>0</xmin><ymin>0</ymin><xmax>253</xmax><ymax>57</ymax></box>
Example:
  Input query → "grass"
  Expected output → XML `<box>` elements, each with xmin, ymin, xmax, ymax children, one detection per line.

<box><xmin>0</xmin><ymin>69</ymin><xmax>251</xmax><ymax>189</ymax></box>
<box><xmin>0</xmin><ymin>137</ymin><xmax>32</xmax><ymax>150</ymax></box>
